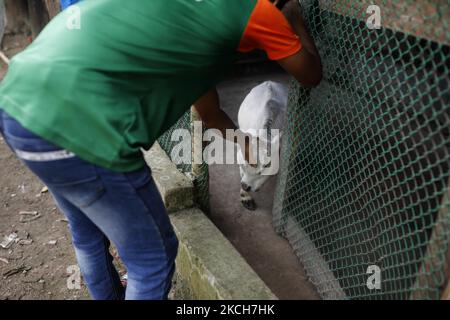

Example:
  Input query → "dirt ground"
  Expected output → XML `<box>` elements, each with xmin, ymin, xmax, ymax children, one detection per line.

<box><xmin>0</xmin><ymin>137</ymin><xmax>93</xmax><ymax>300</ymax></box>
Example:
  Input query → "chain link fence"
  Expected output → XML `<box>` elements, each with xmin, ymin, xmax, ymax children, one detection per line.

<box><xmin>273</xmin><ymin>0</ymin><xmax>450</xmax><ymax>299</ymax></box>
<box><xmin>158</xmin><ymin>110</ymin><xmax>210</xmax><ymax>213</ymax></box>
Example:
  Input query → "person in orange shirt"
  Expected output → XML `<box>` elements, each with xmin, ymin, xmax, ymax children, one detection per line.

<box><xmin>194</xmin><ymin>0</ymin><xmax>322</xmax><ymax>163</ymax></box>
<box><xmin>0</xmin><ymin>0</ymin><xmax>321</xmax><ymax>300</ymax></box>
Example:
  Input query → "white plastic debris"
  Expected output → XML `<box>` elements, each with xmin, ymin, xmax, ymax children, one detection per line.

<box><xmin>36</xmin><ymin>186</ymin><xmax>49</xmax><ymax>197</ymax></box>
<box><xmin>18</xmin><ymin>183</ymin><xmax>27</xmax><ymax>194</ymax></box>
<box><xmin>19</xmin><ymin>211</ymin><xmax>38</xmax><ymax>216</ymax></box>
<box><xmin>0</xmin><ymin>233</ymin><xmax>18</xmax><ymax>249</ymax></box>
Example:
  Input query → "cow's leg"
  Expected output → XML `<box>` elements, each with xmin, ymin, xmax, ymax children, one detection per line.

<box><xmin>240</xmin><ymin>188</ymin><xmax>256</xmax><ymax>211</ymax></box>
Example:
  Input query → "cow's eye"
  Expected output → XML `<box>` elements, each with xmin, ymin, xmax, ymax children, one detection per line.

<box><xmin>263</xmin><ymin>161</ymin><xmax>271</xmax><ymax>168</ymax></box>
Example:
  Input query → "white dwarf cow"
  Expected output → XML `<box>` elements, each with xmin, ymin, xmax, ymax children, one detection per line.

<box><xmin>237</xmin><ymin>81</ymin><xmax>288</xmax><ymax>210</ymax></box>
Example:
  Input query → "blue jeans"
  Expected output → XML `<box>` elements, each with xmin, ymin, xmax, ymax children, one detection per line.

<box><xmin>60</xmin><ymin>0</ymin><xmax>80</xmax><ymax>10</ymax></box>
<box><xmin>0</xmin><ymin>109</ymin><xmax>178</xmax><ymax>300</ymax></box>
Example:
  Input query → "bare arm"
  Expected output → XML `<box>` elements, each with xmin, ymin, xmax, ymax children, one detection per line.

<box><xmin>193</xmin><ymin>89</ymin><xmax>236</xmax><ymax>138</ymax></box>
<box><xmin>193</xmin><ymin>88</ymin><xmax>256</xmax><ymax>165</ymax></box>
<box><xmin>274</xmin><ymin>0</ymin><xmax>323</xmax><ymax>87</ymax></box>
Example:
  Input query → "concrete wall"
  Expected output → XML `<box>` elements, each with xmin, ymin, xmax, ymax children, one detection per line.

<box><xmin>144</xmin><ymin>143</ymin><xmax>277</xmax><ymax>300</ymax></box>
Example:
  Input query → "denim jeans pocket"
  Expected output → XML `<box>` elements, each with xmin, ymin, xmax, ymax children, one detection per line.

<box><xmin>24</xmin><ymin>156</ymin><xmax>106</xmax><ymax>208</ymax></box>
<box><xmin>124</xmin><ymin>165</ymin><xmax>153</xmax><ymax>189</ymax></box>
<box><xmin>55</xmin><ymin>176</ymin><xmax>106</xmax><ymax>208</ymax></box>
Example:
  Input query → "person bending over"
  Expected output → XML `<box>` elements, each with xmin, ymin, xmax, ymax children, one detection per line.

<box><xmin>0</xmin><ymin>0</ymin><xmax>321</xmax><ymax>300</ymax></box>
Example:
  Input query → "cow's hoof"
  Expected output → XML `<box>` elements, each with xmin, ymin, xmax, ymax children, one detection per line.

<box><xmin>241</xmin><ymin>199</ymin><xmax>257</xmax><ymax>211</ymax></box>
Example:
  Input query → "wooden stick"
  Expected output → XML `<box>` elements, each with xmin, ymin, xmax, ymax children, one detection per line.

<box><xmin>27</xmin><ymin>0</ymin><xmax>50</xmax><ymax>39</ymax></box>
<box><xmin>0</xmin><ymin>50</ymin><xmax>9</xmax><ymax>65</ymax></box>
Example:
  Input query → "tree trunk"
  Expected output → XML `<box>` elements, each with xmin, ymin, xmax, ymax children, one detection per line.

<box><xmin>4</xmin><ymin>0</ymin><xmax>29</xmax><ymax>35</ymax></box>
<box><xmin>0</xmin><ymin>0</ymin><xmax>5</xmax><ymax>43</ymax></box>
<box><xmin>27</xmin><ymin>0</ymin><xmax>49</xmax><ymax>38</ymax></box>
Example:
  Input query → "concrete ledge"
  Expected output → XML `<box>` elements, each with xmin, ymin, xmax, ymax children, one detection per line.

<box><xmin>144</xmin><ymin>143</ymin><xmax>194</xmax><ymax>213</ymax></box>
<box><xmin>171</xmin><ymin>208</ymin><xmax>277</xmax><ymax>300</ymax></box>
<box><xmin>145</xmin><ymin>143</ymin><xmax>276</xmax><ymax>299</ymax></box>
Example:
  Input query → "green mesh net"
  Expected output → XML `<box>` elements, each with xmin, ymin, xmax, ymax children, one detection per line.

<box><xmin>158</xmin><ymin>112</ymin><xmax>193</xmax><ymax>174</ymax></box>
<box><xmin>157</xmin><ymin>111</ymin><xmax>210</xmax><ymax>213</ymax></box>
<box><xmin>273</xmin><ymin>0</ymin><xmax>450</xmax><ymax>299</ymax></box>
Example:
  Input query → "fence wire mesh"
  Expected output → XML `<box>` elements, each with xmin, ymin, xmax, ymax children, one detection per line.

<box><xmin>157</xmin><ymin>111</ymin><xmax>210</xmax><ymax>213</ymax></box>
<box><xmin>273</xmin><ymin>0</ymin><xmax>450</xmax><ymax>299</ymax></box>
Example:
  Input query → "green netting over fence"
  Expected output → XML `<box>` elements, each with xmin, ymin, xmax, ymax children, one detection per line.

<box><xmin>158</xmin><ymin>111</ymin><xmax>210</xmax><ymax>213</ymax></box>
<box><xmin>273</xmin><ymin>0</ymin><xmax>450</xmax><ymax>299</ymax></box>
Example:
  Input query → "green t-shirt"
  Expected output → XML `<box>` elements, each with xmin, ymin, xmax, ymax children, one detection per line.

<box><xmin>0</xmin><ymin>0</ymin><xmax>257</xmax><ymax>172</ymax></box>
